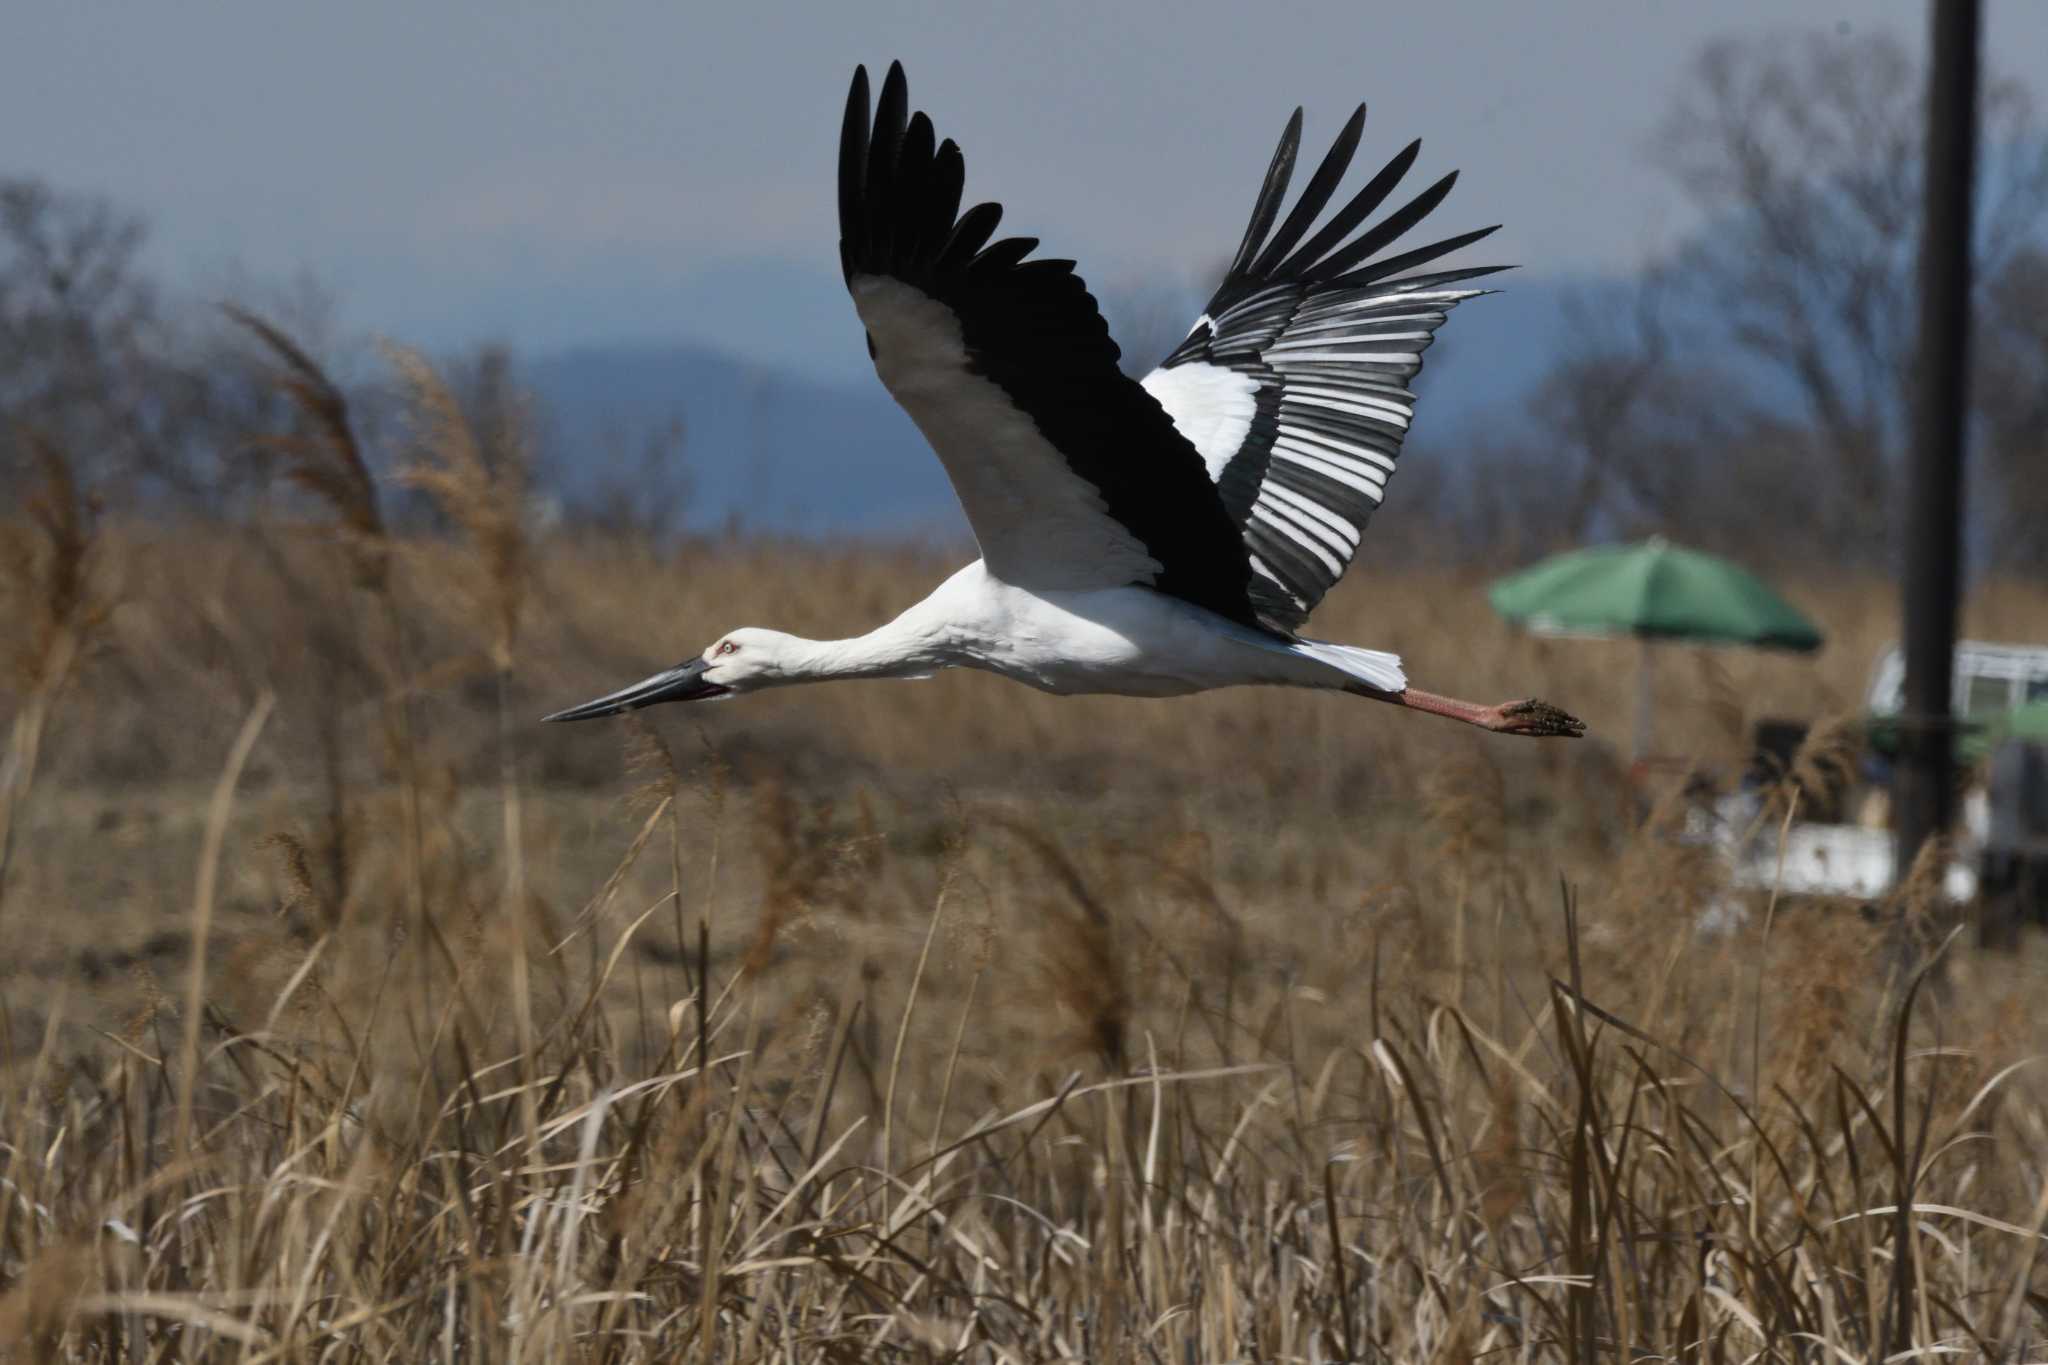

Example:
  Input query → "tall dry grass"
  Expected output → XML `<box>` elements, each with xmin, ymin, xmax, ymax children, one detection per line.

<box><xmin>1</xmin><ymin>328</ymin><xmax>2046</xmax><ymax>1359</ymax></box>
<box><xmin>0</xmin><ymin>431</ymin><xmax>112</xmax><ymax>933</ymax></box>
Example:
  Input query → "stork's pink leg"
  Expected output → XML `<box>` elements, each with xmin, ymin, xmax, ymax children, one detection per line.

<box><xmin>1357</xmin><ymin>686</ymin><xmax>1586</xmax><ymax>738</ymax></box>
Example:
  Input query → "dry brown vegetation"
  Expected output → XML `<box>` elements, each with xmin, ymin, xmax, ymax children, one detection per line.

<box><xmin>3</xmin><ymin>339</ymin><xmax>2048</xmax><ymax>1361</ymax></box>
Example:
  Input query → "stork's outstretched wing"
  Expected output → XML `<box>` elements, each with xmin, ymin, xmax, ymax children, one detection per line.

<box><xmin>1141</xmin><ymin>107</ymin><xmax>1503</xmax><ymax>630</ymax></box>
<box><xmin>839</xmin><ymin>62</ymin><xmax>1265</xmax><ymax>629</ymax></box>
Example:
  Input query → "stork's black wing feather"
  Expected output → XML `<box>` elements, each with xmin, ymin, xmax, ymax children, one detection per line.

<box><xmin>838</xmin><ymin>63</ymin><xmax>1266</xmax><ymax>629</ymax></box>
<box><xmin>1141</xmin><ymin>105</ymin><xmax>1504</xmax><ymax>629</ymax></box>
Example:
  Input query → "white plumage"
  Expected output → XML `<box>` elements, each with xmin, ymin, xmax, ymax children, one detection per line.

<box><xmin>1139</xmin><ymin>360</ymin><xmax>1259</xmax><ymax>481</ymax></box>
<box><xmin>852</xmin><ymin>275</ymin><xmax>1161</xmax><ymax>591</ymax></box>
<box><xmin>546</xmin><ymin>62</ymin><xmax>1584</xmax><ymax>741</ymax></box>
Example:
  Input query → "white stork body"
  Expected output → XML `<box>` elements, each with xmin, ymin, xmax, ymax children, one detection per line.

<box><xmin>546</xmin><ymin>63</ymin><xmax>1583</xmax><ymax>739</ymax></box>
<box><xmin>767</xmin><ymin>560</ymin><xmax>1397</xmax><ymax>699</ymax></box>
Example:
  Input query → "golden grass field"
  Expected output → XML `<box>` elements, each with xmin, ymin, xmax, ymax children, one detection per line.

<box><xmin>3</xmin><ymin>341</ymin><xmax>2048</xmax><ymax>1360</ymax></box>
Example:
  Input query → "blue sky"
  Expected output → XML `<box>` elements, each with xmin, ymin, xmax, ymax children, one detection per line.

<box><xmin>11</xmin><ymin>2</ymin><xmax>2047</xmax><ymax>382</ymax></box>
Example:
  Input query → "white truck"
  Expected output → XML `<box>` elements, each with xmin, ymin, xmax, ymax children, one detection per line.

<box><xmin>1864</xmin><ymin>640</ymin><xmax>2048</xmax><ymax>720</ymax></box>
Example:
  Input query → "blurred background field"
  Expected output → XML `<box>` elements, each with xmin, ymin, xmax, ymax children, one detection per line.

<box><xmin>4</xmin><ymin>5</ymin><xmax>2048</xmax><ymax>1360</ymax></box>
<box><xmin>5</xmin><ymin>475</ymin><xmax>2048</xmax><ymax>1356</ymax></box>
<box><xmin>10</xmin><ymin>520</ymin><xmax>2047</xmax><ymax>1043</ymax></box>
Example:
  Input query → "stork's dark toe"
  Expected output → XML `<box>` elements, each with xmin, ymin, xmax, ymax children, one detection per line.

<box><xmin>1495</xmin><ymin>698</ymin><xmax>1587</xmax><ymax>738</ymax></box>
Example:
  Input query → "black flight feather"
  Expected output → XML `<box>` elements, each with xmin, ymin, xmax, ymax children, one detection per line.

<box><xmin>1150</xmin><ymin>105</ymin><xmax>1507</xmax><ymax>630</ymax></box>
<box><xmin>837</xmin><ymin>67</ymin><xmax>871</xmax><ymax>276</ymax></box>
<box><xmin>1310</xmin><ymin>171</ymin><xmax>1462</xmax><ymax>282</ymax></box>
<box><xmin>836</xmin><ymin>62</ymin><xmax>1269</xmax><ymax>632</ymax></box>
<box><xmin>1277</xmin><ymin>139</ymin><xmax>1420</xmax><ymax>280</ymax></box>
<box><xmin>1225</xmin><ymin>109</ymin><xmax>1301</xmax><ymax>280</ymax></box>
<box><xmin>1248</xmin><ymin>104</ymin><xmax>1366</xmax><ymax>279</ymax></box>
<box><xmin>1345</xmin><ymin>225</ymin><xmax>1506</xmax><ymax>289</ymax></box>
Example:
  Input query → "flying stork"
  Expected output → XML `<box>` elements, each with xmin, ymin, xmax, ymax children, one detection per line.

<box><xmin>546</xmin><ymin>63</ymin><xmax>1584</xmax><ymax>739</ymax></box>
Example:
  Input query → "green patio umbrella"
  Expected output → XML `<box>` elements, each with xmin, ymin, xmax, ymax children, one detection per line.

<box><xmin>1488</xmin><ymin>537</ymin><xmax>1825</xmax><ymax>756</ymax></box>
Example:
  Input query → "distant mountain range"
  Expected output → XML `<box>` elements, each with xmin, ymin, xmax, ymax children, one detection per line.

<box><xmin>528</xmin><ymin>342</ymin><xmax>955</xmax><ymax>536</ymax></box>
<box><xmin>524</xmin><ymin>276</ymin><xmax>1589</xmax><ymax>534</ymax></box>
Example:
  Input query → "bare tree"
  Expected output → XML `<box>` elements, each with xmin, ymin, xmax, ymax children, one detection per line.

<box><xmin>1427</xmin><ymin>271</ymin><xmax>1783</xmax><ymax>558</ymax></box>
<box><xmin>1527</xmin><ymin>281</ymin><xmax>1703</xmax><ymax>542</ymax></box>
<box><xmin>1647</xmin><ymin>30</ymin><xmax>2048</xmax><ymax>559</ymax></box>
<box><xmin>381</xmin><ymin>342</ymin><xmax>538</xmax><ymax>533</ymax></box>
<box><xmin>1978</xmin><ymin>246</ymin><xmax>2048</xmax><ymax>573</ymax></box>
<box><xmin>0</xmin><ymin>180</ymin><xmax>155</xmax><ymax>491</ymax></box>
<box><xmin>0</xmin><ymin>178</ymin><xmax>266</xmax><ymax>507</ymax></box>
<box><xmin>413</xmin><ymin>341</ymin><xmax>699</xmax><ymax>544</ymax></box>
<box><xmin>569</xmin><ymin>416</ymin><xmax>692</xmax><ymax>543</ymax></box>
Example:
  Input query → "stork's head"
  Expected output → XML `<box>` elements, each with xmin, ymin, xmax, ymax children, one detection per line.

<box><xmin>542</xmin><ymin>628</ymin><xmax>804</xmax><ymax>721</ymax></box>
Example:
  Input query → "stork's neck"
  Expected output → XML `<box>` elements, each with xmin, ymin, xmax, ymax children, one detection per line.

<box><xmin>789</xmin><ymin>612</ymin><xmax>951</xmax><ymax>683</ymax></box>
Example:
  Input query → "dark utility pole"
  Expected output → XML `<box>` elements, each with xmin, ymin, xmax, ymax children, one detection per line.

<box><xmin>1894</xmin><ymin>0</ymin><xmax>1979</xmax><ymax>916</ymax></box>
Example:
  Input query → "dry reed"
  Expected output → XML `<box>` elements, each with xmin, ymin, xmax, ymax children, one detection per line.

<box><xmin>3</xmin><ymin>368</ymin><xmax>2047</xmax><ymax>1358</ymax></box>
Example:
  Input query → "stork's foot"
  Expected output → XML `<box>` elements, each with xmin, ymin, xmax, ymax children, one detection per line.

<box><xmin>1487</xmin><ymin>698</ymin><xmax>1587</xmax><ymax>738</ymax></box>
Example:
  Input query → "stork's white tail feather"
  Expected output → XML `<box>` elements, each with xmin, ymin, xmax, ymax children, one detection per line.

<box><xmin>1291</xmin><ymin>639</ymin><xmax>1406</xmax><ymax>694</ymax></box>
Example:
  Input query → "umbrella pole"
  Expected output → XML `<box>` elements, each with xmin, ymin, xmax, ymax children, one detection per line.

<box><xmin>1633</xmin><ymin>640</ymin><xmax>1655</xmax><ymax>761</ymax></box>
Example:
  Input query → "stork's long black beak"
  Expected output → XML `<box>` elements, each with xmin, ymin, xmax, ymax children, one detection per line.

<box><xmin>543</xmin><ymin>658</ymin><xmax>727</xmax><ymax>722</ymax></box>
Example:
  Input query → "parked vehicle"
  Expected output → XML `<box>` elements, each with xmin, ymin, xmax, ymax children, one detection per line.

<box><xmin>1865</xmin><ymin>640</ymin><xmax>2048</xmax><ymax>720</ymax></box>
<box><xmin>1693</xmin><ymin>642</ymin><xmax>2048</xmax><ymax>927</ymax></box>
<box><xmin>1688</xmin><ymin>728</ymin><xmax>1979</xmax><ymax>928</ymax></box>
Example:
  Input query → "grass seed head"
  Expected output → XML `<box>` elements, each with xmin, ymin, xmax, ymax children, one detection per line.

<box><xmin>225</xmin><ymin>305</ymin><xmax>389</xmax><ymax>589</ymax></box>
<box><xmin>387</xmin><ymin>342</ymin><xmax>530</xmax><ymax>668</ymax></box>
